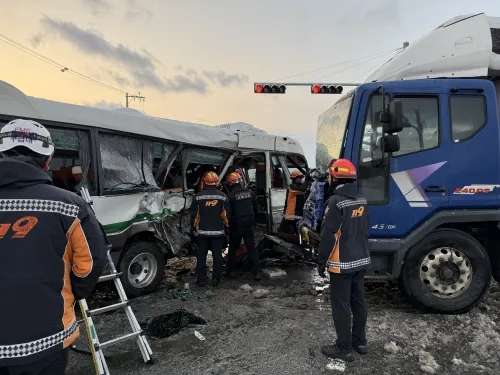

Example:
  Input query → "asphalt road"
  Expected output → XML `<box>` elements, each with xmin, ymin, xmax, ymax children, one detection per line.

<box><xmin>66</xmin><ymin>261</ymin><xmax>500</xmax><ymax>375</ymax></box>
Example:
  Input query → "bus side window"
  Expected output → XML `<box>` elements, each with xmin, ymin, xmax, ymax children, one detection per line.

<box><xmin>45</xmin><ymin>127</ymin><xmax>95</xmax><ymax>193</ymax></box>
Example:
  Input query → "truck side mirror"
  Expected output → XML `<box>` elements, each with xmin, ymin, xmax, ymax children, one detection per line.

<box><xmin>383</xmin><ymin>134</ymin><xmax>400</xmax><ymax>153</ymax></box>
<box><xmin>385</xmin><ymin>100</ymin><xmax>403</xmax><ymax>134</ymax></box>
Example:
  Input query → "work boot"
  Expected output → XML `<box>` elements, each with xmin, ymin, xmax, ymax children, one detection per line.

<box><xmin>354</xmin><ymin>345</ymin><xmax>368</xmax><ymax>355</ymax></box>
<box><xmin>196</xmin><ymin>279</ymin><xmax>206</xmax><ymax>287</ymax></box>
<box><xmin>321</xmin><ymin>344</ymin><xmax>354</xmax><ymax>362</ymax></box>
<box><xmin>212</xmin><ymin>278</ymin><xmax>220</xmax><ymax>287</ymax></box>
<box><xmin>254</xmin><ymin>272</ymin><xmax>263</xmax><ymax>281</ymax></box>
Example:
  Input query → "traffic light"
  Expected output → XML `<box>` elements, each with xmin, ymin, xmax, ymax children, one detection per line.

<box><xmin>311</xmin><ymin>85</ymin><xmax>343</xmax><ymax>94</ymax></box>
<box><xmin>254</xmin><ymin>83</ymin><xmax>286</xmax><ymax>94</ymax></box>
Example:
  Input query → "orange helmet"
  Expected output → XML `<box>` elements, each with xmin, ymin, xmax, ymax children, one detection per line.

<box><xmin>329</xmin><ymin>159</ymin><xmax>356</xmax><ymax>180</ymax></box>
<box><xmin>202</xmin><ymin>171</ymin><xmax>218</xmax><ymax>186</ymax></box>
<box><xmin>226</xmin><ymin>171</ymin><xmax>243</xmax><ymax>185</ymax></box>
<box><xmin>290</xmin><ymin>170</ymin><xmax>304</xmax><ymax>179</ymax></box>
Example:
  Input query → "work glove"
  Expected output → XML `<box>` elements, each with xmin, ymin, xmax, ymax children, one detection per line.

<box><xmin>190</xmin><ymin>228</ymin><xmax>197</xmax><ymax>243</ymax></box>
<box><xmin>318</xmin><ymin>265</ymin><xmax>326</xmax><ymax>279</ymax></box>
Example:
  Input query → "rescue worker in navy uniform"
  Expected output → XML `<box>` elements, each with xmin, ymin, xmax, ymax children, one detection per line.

<box><xmin>278</xmin><ymin>170</ymin><xmax>308</xmax><ymax>234</ymax></box>
<box><xmin>190</xmin><ymin>171</ymin><xmax>231</xmax><ymax>287</ymax></box>
<box><xmin>317</xmin><ymin>158</ymin><xmax>371</xmax><ymax>363</ymax></box>
<box><xmin>225</xmin><ymin>172</ymin><xmax>262</xmax><ymax>281</ymax></box>
<box><xmin>0</xmin><ymin>119</ymin><xmax>108</xmax><ymax>375</ymax></box>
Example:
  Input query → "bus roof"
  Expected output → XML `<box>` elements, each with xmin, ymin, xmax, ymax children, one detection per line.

<box><xmin>0</xmin><ymin>80</ymin><xmax>304</xmax><ymax>156</ymax></box>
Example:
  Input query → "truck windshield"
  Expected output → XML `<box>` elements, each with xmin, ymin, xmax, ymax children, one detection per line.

<box><xmin>315</xmin><ymin>94</ymin><xmax>353</xmax><ymax>172</ymax></box>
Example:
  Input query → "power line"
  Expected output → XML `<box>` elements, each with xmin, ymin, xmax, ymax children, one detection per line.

<box><xmin>272</xmin><ymin>48</ymin><xmax>401</xmax><ymax>82</ymax></box>
<box><xmin>313</xmin><ymin>49</ymin><xmax>400</xmax><ymax>81</ymax></box>
<box><xmin>0</xmin><ymin>33</ymin><xmax>127</xmax><ymax>94</ymax></box>
<box><xmin>351</xmin><ymin>49</ymin><xmax>402</xmax><ymax>82</ymax></box>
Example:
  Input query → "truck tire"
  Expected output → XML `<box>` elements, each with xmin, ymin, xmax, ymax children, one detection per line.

<box><xmin>400</xmin><ymin>228</ymin><xmax>491</xmax><ymax>314</ymax></box>
<box><xmin>119</xmin><ymin>241</ymin><xmax>166</xmax><ymax>298</ymax></box>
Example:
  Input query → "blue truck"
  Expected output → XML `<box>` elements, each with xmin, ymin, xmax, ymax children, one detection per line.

<box><xmin>258</xmin><ymin>13</ymin><xmax>500</xmax><ymax>313</ymax></box>
<box><xmin>315</xmin><ymin>78</ymin><xmax>500</xmax><ymax>314</ymax></box>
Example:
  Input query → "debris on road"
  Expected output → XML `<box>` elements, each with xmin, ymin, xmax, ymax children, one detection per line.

<box><xmin>263</xmin><ymin>268</ymin><xmax>287</xmax><ymax>279</ymax></box>
<box><xmin>166</xmin><ymin>288</ymin><xmax>194</xmax><ymax>301</ymax></box>
<box><xmin>141</xmin><ymin>308</ymin><xmax>206</xmax><ymax>339</ymax></box>
<box><xmin>194</xmin><ymin>331</ymin><xmax>206</xmax><ymax>341</ymax></box>
<box><xmin>326</xmin><ymin>359</ymin><xmax>346</xmax><ymax>372</ymax></box>
<box><xmin>205</xmin><ymin>290</ymin><xmax>215</xmax><ymax>299</ymax></box>
<box><xmin>418</xmin><ymin>350</ymin><xmax>440</xmax><ymax>374</ymax></box>
<box><xmin>239</xmin><ymin>284</ymin><xmax>253</xmax><ymax>292</ymax></box>
<box><xmin>384</xmin><ymin>341</ymin><xmax>400</xmax><ymax>354</ymax></box>
<box><xmin>253</xmin><ymin>289</ymin><xmax>270</xmax><ymax>299</ymax></box>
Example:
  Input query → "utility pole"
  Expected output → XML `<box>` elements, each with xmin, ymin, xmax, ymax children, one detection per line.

<box><xmin>125</xmin><ymin>92</ymin><xmax>145</xmax><ymax>108</ymax></box>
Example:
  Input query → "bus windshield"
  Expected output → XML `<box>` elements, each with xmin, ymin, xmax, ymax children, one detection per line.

<box><xmin>315</xmin><ymin>93</ymin><xmax>353</xmax><ymax>172</ymax></box>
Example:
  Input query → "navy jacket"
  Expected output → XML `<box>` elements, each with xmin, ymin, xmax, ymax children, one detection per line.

<box><xmin>227</xmin><ymin>186</ymin><xmax>257</xmax><ymax>229</ymax></box>
<box><xmin>0</xmin><ymin>159</ymin><xmax>108</xmax><ymax>366</ymax></box>
<box><xmin>190</xmin><ymin>186</ymin><xmax>231</xmax><ymax>237</ymax></box>
<box><xmin>318</xmin><ymin>183</ymin><xmax>370</xmax><ymax>274</ymax></box>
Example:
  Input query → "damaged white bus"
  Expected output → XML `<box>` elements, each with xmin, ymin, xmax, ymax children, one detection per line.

<box><xmin>0</xmin><ymin>80</ymin><xmax>308</xmax><ymax>297</ymax></box>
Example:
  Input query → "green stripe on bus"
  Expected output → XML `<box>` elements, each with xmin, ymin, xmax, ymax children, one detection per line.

<box><xmin>102</xmin><ymin>208</ymin><xmax>175</xmax><ymax>233</ymax></box>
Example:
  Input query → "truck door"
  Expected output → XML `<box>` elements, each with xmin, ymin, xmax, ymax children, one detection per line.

<box><xmin>352</xmin><ymin>91</ymin><xmax>452</xmax><ymax>239</ymax></box>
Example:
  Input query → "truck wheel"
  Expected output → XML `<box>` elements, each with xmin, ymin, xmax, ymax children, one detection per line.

<box><xmin>119</xmin><ymin>241</ymin><xmax>166</xmax><ymax>298</ymax></box>
<box><xmin>400</xmin><ymin>228</ymin><xmax>491</xmax><ymax>314</ymax></box>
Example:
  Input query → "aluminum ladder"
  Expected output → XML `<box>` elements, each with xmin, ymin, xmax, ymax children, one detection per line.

<box><xmin>76</xmin><ymin>187</ymin><xmax>154</xmax><ymax>375</ymax></box>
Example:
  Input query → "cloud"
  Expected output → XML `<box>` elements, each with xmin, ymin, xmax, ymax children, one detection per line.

<box><xmin>82</xmin><ymin>0</ymin><xmax>111</xmax><ymax>16</ymax></box>
<box><xmin>33</xmin><ymin>16</ymin><xmax>249</xmax><ymax>95</ymax></box>
<box><xmin>202</xmin><ymin>71</ymin><xmax>249</xmax><ymax>88</ymax></box>
<box><xmin>335</xmin><ymin>0</ymin><xmax>400</xmax><ymax>28</ymax></box>
<box><xmin>83</xmin><ymin>99</ymin><xmax>123</xmax><ymax>110</ymax></box>
<box><xmin>126</xmin><ymin>0</ymin><xmax>153</xmax><ymax>22</ymax></box>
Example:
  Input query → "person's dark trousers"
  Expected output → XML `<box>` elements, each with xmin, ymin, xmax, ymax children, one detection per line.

<box><xmin>227</xmin><ymin>226</ymin><xmax>260</xmax><ymax>275</ymax></box>
<box><xmin>329</xmin><ymin>270</ymin><xmax>368</xmax><ymax>352</ymax></box>
<box><xmin>196</xmin><ymin>236</ymin><xmax>225</xmax><ymax>280</ymax></box>
<box><xmin>0</xmin><ymin>348</ymin><xmax>69</xmax><ymax>375</ymax></box>
<box><xmin>278</xmin><ymin>219</ymin><xmax>298</xmax><ymax>235</ymax></box>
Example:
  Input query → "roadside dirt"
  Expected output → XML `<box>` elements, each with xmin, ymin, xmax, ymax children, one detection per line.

<box><xmin>67</xmin><ymin>257</ymin><xmax>500</xmax><ymax>375</ymax></box>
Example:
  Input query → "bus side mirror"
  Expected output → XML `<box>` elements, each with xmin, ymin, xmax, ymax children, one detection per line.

<box><xmin>385</xmin><ymin>100</ymin><xmax>403</xmax><ymax>134</ymax></box>
<box><xmin>383</xmin><ymin>134</ymin><xmax>400</xmax><ymax>153</ymax></box>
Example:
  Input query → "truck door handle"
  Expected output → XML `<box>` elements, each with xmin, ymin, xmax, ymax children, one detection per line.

<box><xmin>425</xmin><ymin>186</ymin><xmax>446</xmax><ymax>193</ymax></box>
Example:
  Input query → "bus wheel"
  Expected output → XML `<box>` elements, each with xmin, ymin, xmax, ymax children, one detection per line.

<box><xmin>119</xmin><ymin>241</ymin><xmax>165</xmax><ymax>298</ymax></box>
<box><xmin>400</xmin><ymin>228</ymin><xmax>491</xmax><ymax>314</ymax></box>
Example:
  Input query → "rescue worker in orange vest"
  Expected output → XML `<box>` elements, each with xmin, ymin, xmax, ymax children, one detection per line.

<box><xmin>278</xmin><ymin>170</ymin><xmax>307</xmax><ymax>234</ymax></box>
<box><xmin>190</xmin><ymin>171</ymin><xmax>231</xmax><ymax>287</ymax></box>
<box><xmin>225</xmin><ymin>172</ymin><xmax>262</xmax><ymax>281</ymax></box>
<box><xmin>317</xmin><ymin>159</ymin><xmax>370</xmax><ymax>362</ymax></box>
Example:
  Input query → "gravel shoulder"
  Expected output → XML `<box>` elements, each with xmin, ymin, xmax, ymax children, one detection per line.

<box><xmin>67</xmin><ymin>258</ymin><xmax>500</xmax><ymax>375</ymax></box>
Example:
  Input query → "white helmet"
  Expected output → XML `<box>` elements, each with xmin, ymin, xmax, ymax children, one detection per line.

<box><xmin>0</xmin><ymin>119</ymin><xmax>54</xmax><ymax>156</ymax></box>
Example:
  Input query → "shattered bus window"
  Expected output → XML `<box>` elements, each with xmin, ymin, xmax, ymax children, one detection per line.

<box><xmin>100</xmin><ymin>133</ymin><xmax>158</xmax><ymax>191</ymax></box>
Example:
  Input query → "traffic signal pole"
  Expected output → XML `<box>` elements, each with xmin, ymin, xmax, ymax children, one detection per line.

<box><xmin>253</xmin><ymin>82</ymin><xmax>361</xmax><ymax>94</ymax></box>
<box><xmin>254</xmin><ymin>82</ymin><xmax>362</xmax><ymax>87</ymax></box>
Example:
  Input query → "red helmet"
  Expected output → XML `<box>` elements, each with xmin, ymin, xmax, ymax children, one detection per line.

<box><xmin>203</xmin><ymin>171</ymin><xmax>218</xmax><ymax>186</ymax></box>
<box><xmin>226</xmin><ymin>171</ymin><xmax>243</xmax><ymax>185</ymax></box>
<box><xmin>290</xmin><ymin>170</ymin><xmax>304</xmax><ymax>179</ymax></box>
<box><xmin>329</xmin><ymin>159</ymin><xmax>356</xmax><ymax>180</ymax></box>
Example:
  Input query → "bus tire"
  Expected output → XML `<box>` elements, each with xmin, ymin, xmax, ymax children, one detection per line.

<box><xmin>119</xmin><ymin>241</ymin><xmax>165</xmax><ymax>298</ymax></box>
<box><xmin>400</xmin><ymin>228</ymin><xmax>491</xmax><ymax>314</ymax></box>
